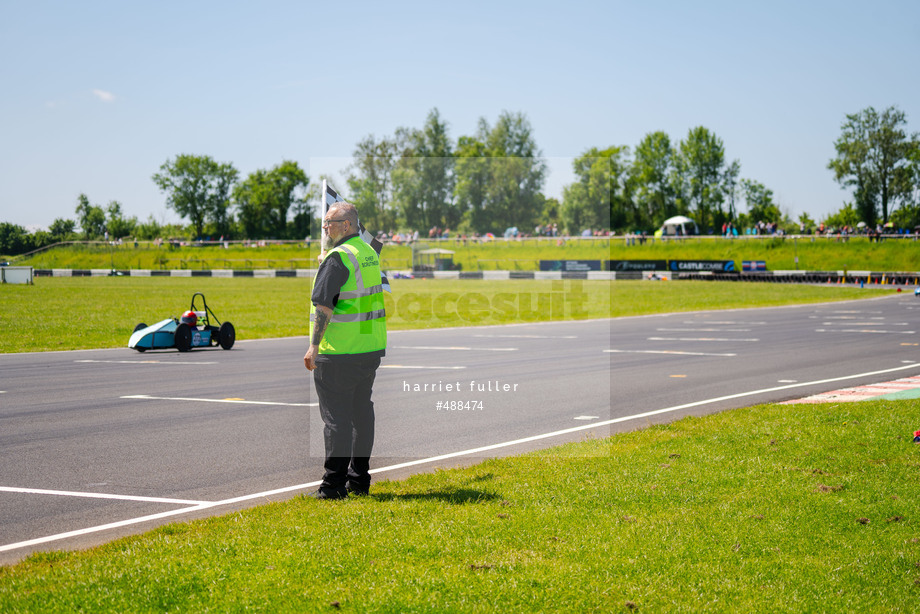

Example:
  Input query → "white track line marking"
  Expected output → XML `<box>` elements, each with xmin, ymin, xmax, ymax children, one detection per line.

<box><xmin>0</xmin><ymin>504</ymin><xmax>225</xmax><ymax>553</ymax></box>
<box><xmin>472</xmin><ymin>334</ymin><xmax>577</xmax><ymax>339</ymax></box>
<box><xmin>76</xmin><ymin>359</ymin><xmax>219</xmax><ymax>365</ymax></box>
<box><xmin>656</xmin><ymin>328</ymin><xmax>751</xmax><ymax>332</ymax></box>
<box><xmin>828</xmin><ymin>310</ymin><xmax>883</xmax><ymax>314</ymax></box>
<box><xmin>815</xmin><ymin>329</ymin><xmax>915</xmax><ymax>334</ymax></box>
<box><xmin>7</xmin><ymin>361</ymin><xmax>920</xmax><ymax>555</ymax></box>
<box><xmin>392</xmin><ymin>346</ymin><xmax>518</xmax><ymax>351</ymax></box>
<box><xmin>606</xmin><ymin>349</ymin><xmax>737</xmax><ymax>357</ymax></box>
<box><xmin>121</xmin><ymin>395</ymin><xmax>317</xmax><ymax>407</ymax></box>
<box><xmin>0</xmin><ymin>479</ymin><xmax>327</xmax><ymax>554</ymax></box>
<box><xmin>820</xmin><ymin>322</ymin><xmax>907</xmax><ymax>326</ymax></box>
<box><xmin>360</xmin><ymin>363</ymin><xmax>920</xmax><ymax>475</ymax></box>
<box><xmin>0</xmin><ymin>487</ymin><xmax>208</xmax><ymax>506</ymax></box>
<box><xmin>681</xmin><ymin>321</ymin><xmax>766</xmax><ymax>325</ymax></box>
<box><xmin>681</xmin><ymin>320</ymin><xmax>766</xmax><ymax>326</ymax></box>
<box><xmin>646</xmin><ymin>337</ymin><xmax>759</xmax><ymax>342</ymax></box>
<box><xmin>380</xmin><ymin>365</ymin><xmax>466</xmax><ymax>370</ymax></box>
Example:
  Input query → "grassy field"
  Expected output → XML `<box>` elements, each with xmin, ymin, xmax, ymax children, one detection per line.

<box><xmin>0</xmin><ymin>277</ymin><xmax>893</xmax><ymax>353</ymax></box>
<box><xmin>9</xmin><ymin>234</ymin><xmax>920</xmax><ymax>272</ymax></box>
<box><xmin>2</xmin><ymin>398</ymin><xmax>918</xmax><ymax>611</ymax></box>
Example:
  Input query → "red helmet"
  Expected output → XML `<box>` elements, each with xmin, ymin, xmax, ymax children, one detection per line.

<box><xmin>180</xmin><ymin>311</ymin><xmax>198</xmax><ymax>326</ymax></box>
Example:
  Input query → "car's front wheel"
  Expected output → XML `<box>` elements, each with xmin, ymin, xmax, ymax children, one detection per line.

<box><xmin>218</xmin><ymin>322</ymin><xmax>235</xmax><ymax>350</ymax></box>
<box><xmin>175</xmin><ymin>323</ymin><xmax>193</xmax><ymax>352</ymax></box>
<box><xmin>132</xmin><ymin>323</ymin><xmax>148</xmax><ymax>351</ymax></box>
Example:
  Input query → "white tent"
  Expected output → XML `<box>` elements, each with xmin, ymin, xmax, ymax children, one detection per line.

<box><xmin>660</xmin><ymin>215</ymin><xmax>699</xmax><ymax>237</ymax></box>
<box><xmin>413</xmin><ymin>247</ymin><xmax>456</xmax><ymax>271</ymax></box>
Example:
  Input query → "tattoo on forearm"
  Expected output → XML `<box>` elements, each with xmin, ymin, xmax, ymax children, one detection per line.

<box><xmin>312</xmin><ymin>310</ymin><xmax>330</xmax><ymax>345</ymax></box>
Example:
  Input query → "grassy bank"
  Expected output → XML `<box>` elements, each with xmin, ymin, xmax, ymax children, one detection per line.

<box><xmin>0</xmin><ymin>278</ymin><xmax>892</xmax><ymax>353</ymax></box>
<box><xmin>2</xmin><ymin>398</ymin><xmax>918</xmax><ymax>611</ymax></box>
<box><xmin>9</xmin><ymin>235</ymin><xmax>920</xmax><ymax>272</ymax></box>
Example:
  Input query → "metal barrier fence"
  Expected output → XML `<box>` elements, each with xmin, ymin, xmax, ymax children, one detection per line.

<box><xmin>678</xmin><ymin>271</ymin><xmax>920</xmax><ymax>285</ymax></box>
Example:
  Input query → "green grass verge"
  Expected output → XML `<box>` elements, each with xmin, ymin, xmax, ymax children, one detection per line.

<box><xmin>0</xmin><ymin>278</ymin><xmax>893</xmax><ymax>353</ymax></box>
<box><xmin>2</xmin><ymin>399</ymin><xmax>919</xmax><ymax>611</ymax></box>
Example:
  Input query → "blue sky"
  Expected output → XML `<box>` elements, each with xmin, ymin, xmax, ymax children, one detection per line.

<box><xmin>1</xmin><ymin>0</ymin><xmax>918</xmax><ymax>230</ymax></box>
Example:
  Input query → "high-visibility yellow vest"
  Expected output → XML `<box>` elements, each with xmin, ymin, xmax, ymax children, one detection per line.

<box><xmin>309</xmin><ymin>236</ymin><xmax>387</xmax><ymax>355</ymax></box>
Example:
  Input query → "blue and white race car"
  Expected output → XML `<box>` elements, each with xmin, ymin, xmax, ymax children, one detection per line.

<box><xmin>129</xmin><ymin>292</ymin><xmax>236</xmax><ymax>352</ymax></box>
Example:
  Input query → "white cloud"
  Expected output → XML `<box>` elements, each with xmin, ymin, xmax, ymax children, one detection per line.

<box><xmin>92</xmin><ymin>89</ymin><xmax>115</xmax><ymax>103</ymax></box>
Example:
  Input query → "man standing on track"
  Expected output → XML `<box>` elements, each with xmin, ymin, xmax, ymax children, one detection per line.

<box><xmin>304</xmin><ymin>202</ymin><xmax>387</xmax><ymax>500</ymax></box>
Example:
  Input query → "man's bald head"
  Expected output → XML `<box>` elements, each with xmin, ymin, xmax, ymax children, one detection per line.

<box><xmin>328</xmin><ymin>202</ymin><xmax>359</xmax><ymax>228</ymax></box>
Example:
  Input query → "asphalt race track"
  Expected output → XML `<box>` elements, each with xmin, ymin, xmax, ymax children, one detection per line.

<box><xmin>2</xmin><ymin>292</ymin><xmax>919</xmax><ymax>563</ymax></box>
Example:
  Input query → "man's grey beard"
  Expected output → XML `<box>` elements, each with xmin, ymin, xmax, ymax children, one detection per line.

<box><xmin>321</xmin><ymin>232</ymin><xmax>335</xmax><ymax>251</ymax></box>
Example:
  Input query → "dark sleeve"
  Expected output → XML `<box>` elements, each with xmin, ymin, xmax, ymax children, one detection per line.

<box><xmin>311</xmin><ymin>252</ymin><xmax>350</xmax><ymax>309</ymax></box>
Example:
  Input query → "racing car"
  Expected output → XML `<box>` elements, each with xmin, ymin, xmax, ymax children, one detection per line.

<box><xmin>129</xmin><ymin>292</ymin><xmax>236</xmax><ymax>352</ymax></box>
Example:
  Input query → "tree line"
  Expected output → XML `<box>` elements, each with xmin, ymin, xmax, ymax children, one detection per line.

<box><xmin>826</xmin><ymin>106</ymin><xmax>920</xmax><ymax>230</ymax></box>
<box><xmin>2</xmin><ymin>106</ymin><xmax>918</xmax><ymax>257</ymax></box>
<box><xmin>286</xmin><ymin>105</ymin><xmax>917</xmax><ymax>238</ymax></box>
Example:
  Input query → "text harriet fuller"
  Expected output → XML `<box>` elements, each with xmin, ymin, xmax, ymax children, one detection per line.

<box><xmin>402</xmin><ymin>380</ymin><xmax>519</xmax><ymax>392</ymax></box>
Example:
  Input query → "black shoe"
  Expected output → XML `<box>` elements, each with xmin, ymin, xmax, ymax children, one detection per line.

<box><xmin>308</xmin><ymin>486</ymin><xmax>348</xmax><ymax>500</ymax></box>
<box><xmin>346</xmin><ymin>482</ymin><xmax>369</xmax><ymax>497</ymax></box>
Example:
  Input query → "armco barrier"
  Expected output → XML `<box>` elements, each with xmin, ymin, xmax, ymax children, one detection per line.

<box><xmin>677</xmin><ymin>270</ymin><xmax>920</xmax><ymax>285</ymax></box>
<box><xmin>33</xmin><ymin>269</ymin><xmax>617</xmax><ymax>281</ymax></box>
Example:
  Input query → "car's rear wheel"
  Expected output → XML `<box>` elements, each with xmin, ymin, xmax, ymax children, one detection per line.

<box><xmin>219</xmin><ymin>322</ymin><xmax>235</xmax><ymax>350</ymax></box>
<box><xmin>175</xmin><ymin>323</ymin><xmax>193</xmax><ymax>352</ymax></box>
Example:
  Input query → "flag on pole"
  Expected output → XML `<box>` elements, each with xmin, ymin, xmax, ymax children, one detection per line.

<box><xmin>322</xmin><ymin>179</ymin><xmax>390</xmax><ymax>292</ymax></box>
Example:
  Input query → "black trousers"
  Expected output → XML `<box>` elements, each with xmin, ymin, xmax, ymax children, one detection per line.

<box><xmin>313</xmin><ymin>357</ymin><xmax>379</xmax><ymax>489</ymax></box>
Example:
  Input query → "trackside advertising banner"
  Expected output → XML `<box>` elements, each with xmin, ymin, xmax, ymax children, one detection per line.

<box><xmin>539</xmin><ymin>260</ymin><xmax>602</xmax><ymax>272</ymax></box>
<box><xmin>608</xmin><ymin>260</ymin><xmax>668</xmax><ymax>272</ymax></box>
<box><xmin>743</xmin><ymin>260</ymin><xmax>767</xmax><ymax>271</ymax></box>
<box><xmin>668</xmin><ymin>260</ymin><xmax>735</xmax><ymax>272</ymax></box>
